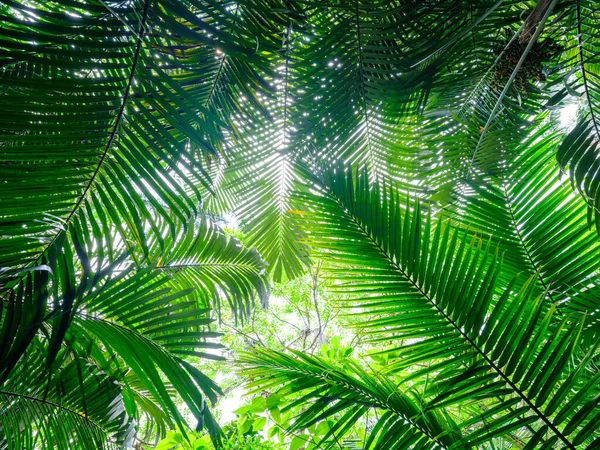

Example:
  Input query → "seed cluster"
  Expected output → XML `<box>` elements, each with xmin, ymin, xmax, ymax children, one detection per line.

<box><xmin>491</xmin><ymin>37</ymin><xmax>561</xmax><ymax>93</ymax></box>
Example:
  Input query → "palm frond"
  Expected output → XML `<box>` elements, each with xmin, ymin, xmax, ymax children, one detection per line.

<box><xmin>288</xmin><ymin>163</ymin><xmax>600</xmax><ymax>448</ymax></box>
<box><xmin>0</xmin><ymin>337</ymin><xmax>133</xmax><ymax>449</ymax></box>
<box><xmin>0</xmin><ymin>214</ymin><xmax>263</xmax><ymax>444</ymax></box>
<box><xmin>148</xmin><ymin>215</ymin><xmax>270</xmax><ymax>322</ymax></box>
<box><xmin>0</xmin><ymin>0</ymin><xmax>278</xmax><ymax>272</ymax></box>
<box><xmin>0</xmin><ymin>231</ymin><xmax>124</xmax><ymax>385</ymax></box>
<box><xmin>555</xmin><ymin>0</ymin><xmax>600</xmax><ymax>232</ymax></box>
<box><xmin>458</xmin><ymin>119</ymin><xmax>600</xmax><ymax>322</ymax></box>
<box><xmin>293</xmin><ymin>1</ymin><xmax>414</xmax><ymax>182</ymax></box>
<box><xmin>242</xmin><ymin>348</ymin><xmax>463</xmax><ymax>450</ymax></box>
<box><xmin>204</xmin><ymin>4</ymin><xmax>309</xmax><ymax>282</ymax></box>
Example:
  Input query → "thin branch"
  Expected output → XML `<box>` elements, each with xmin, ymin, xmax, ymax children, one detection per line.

<box><xmin>251</xmin><ymin>308</ymin><xmax>266</xmax><ymax>347</ymax></box>
<box><xmin>268</xmin><ymin>309</ymin><xmax>304</xmax><ymax>334</ymax></box>
<box><xmin>307</xmin><ymin>262</ymin><xmax>324</xmax><ymax>351</ymax></box>
<box><xmin>220</xmin><ymin>322</ymin><xmax>264</xmax><ymax>347</ymax></box>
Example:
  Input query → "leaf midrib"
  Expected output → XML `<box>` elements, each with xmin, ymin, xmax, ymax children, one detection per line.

<box><xmin>248</xmin><ymin>355</ymin><xmax>447</xmax><ymax>449</ymax></box>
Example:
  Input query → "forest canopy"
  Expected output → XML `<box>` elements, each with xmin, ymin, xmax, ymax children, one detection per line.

<box><xmin>1</xmin><ymin>0</ymin><xmax>600</xmax><ymax>449</ymax></box>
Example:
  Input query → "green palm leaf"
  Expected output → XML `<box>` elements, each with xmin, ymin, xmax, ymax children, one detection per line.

<box><xmin>0</xmin><ymin>211</ymin><xmax>269</xmax><ymax>446</ymax></box>
<box><xmin>555</xmin><ymin>1</ymin><xmax>600</xmax><ymax>232</ymax></box>
<box><xmin>1</xmin><ymin>336</ymin><xmax>133</xmax><ymax>449</ymax></box>
<box><xmin>0</xmin><ymin>0</ymin><xmax>277</xmax><ymax>272</ymax></box>
<box><xmin>3</xmin><ymin>0</ymin><xmax>600</xmax><ymax>448</ymax></box>
<box><xmin>242</xmin><ymin>348</ymin><xmax>463</xmax><ymax>449</ymax></box>
<box><xmin>148</xmin><ymin>215</ymin><xmax>270</xmax><ymax>322</ymax></box>
<box><xmin>458</xmin><ymin>119</ymin><xmax>600</xmax><ymax>321</ymax></box>
<box><xmin>204</xmin><ymin>4</ymin><xmax>309</xmax><ymax>282</ymax></box>
<box><xmin>285</xmin><ymin>163</ymin><xmax>600</xmax><ymax>448</ymax></box>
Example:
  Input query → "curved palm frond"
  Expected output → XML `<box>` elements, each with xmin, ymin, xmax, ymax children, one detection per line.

<box><xmin>0</xmin><ymin>209</ymin><xmax>269</xmax><ymax>445</ymax></box>
<box><xmin>203</xmin><ymin>1</ymin><xmax>310</xmax><ymax>282</ymax></box>
<box><xmin>0</xmin><ymin>253</ymin><xmax>221</xmax><ymax>447</ymax></box>
<box><xmin>0</xmin><ymin>0</ymin><xmax>278</xmax><ymax>273</ymax></box>
<box><xmin>0</xmin><ymin>1</ymin><xmax>279</xmax><ymax>443</ymax></box>
<box><xmin>376</xmin><ymin>0</ymin><xmax>567</xmax><ymax>205</ymax></box>
<box><xmin>242</xmin><ymin>348</ymin><xmax>462</xmax><ymax>450</ymax></box>
<box><xmin>3</xmin><ymin>0</ymin><xmax>600</xmax><ymax>448</ymax></box>
<box><xmin>457</xmin><ymin>119</ymin><xmax>600</xmax><ymax>323</ymax></box>
<box><xmin>0</xmin><ymin>231</ymin><xmax>125</xmax><ymax>387</ymax></box>
<box><xmin>1</xmin><ymin>336</ymin><xmax>133</xmax><ymax>450</ymax></box>
<box><xmin>292</xmin><ymin>1</ymin><xmax>418</xmax><ymax>183</ymax></box>
<box><xmin>555</xmin><ymin>1</ymin><xmax>600</xmax><ymax>232</ymax></box>
<box><xmin>284</xmin><ymin>163</ymin><xmax>600</xmax><ymax>448</ymax></box>
<box><xmin>215</xmin><ymin>141</ymin><xmax>309</xmax><ymax>282</ymax></box>
<box><xmin>148</xmin><ymin>215</ymin><xmax>270</xmax><ymax>322</ymax></box>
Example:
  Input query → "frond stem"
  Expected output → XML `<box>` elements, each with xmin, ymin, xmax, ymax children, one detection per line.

<box><xmin>64</xmin><ymin>0</ymin><xmax>152</xmax><ymax>229</ymax></box>
<box><xmin>457</xmin><ymin>20</ymin><xmax>527</xmax><ymax>118</ymax></box>
<box><xmin>205</xmin><ymin>4</ymin><xmax>240</xmax><ymax>108</ymax></box>
<box><xmin>281</xmin><ymin>20</ymin><xmax>291</xmax><ymax>153</ymax></box>
<box><xmin>253</xmin><ymin>359</ymin><xmax>446</xmax><ymax>448</ymax></box>
<box><xmin>22</xmin><ymin>0</ymin><xmax>153</xmax><ymax>274</ymax></box>
<box><xmin>501</xmin><ymin>183</ymin><xmax>561</xmax><ymax>311</ymax></box>
<box><xmin>411</xmin><ymin>0</ymin><xmax>505</xmax><ymax>68</ymax></box>
<box><xmin>155</xmin><ymin>263</ymin><xmax>260</xmax><ymax>270</ymax></box>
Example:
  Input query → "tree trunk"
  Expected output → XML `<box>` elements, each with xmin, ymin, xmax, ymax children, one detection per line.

<box><xmin>520</xmin><ymin>0</ymin><xmax>554</xmax><ymax>43</ymax></box>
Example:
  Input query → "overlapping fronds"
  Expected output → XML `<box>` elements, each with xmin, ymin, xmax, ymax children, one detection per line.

<box><xmin>74</xmin><ymin>266</ymin><xmax>223</xmax><ymax>431</ymax></box>
<box><xmin>458</xmin><ymin>119</ymin><xmax>600</xmax><ymax>324</ymax></box>
<box><xmin>3</xmin><ymin>0</ymin><xmax>600</xmax><ymax>448</ymax></box>
<box><xmin>0</xmin><ymin>238</ymin><xmax>132</xmax><ymax>449</ymax></box>
<box><xmin>291</xmin><ymin>1</ymin><xmax>427</xmax><ymax>184</ymax></box>
<box><xmin>555</xmin><ymin>1</ymin><xmax>600</xmax><ymax>232</ymax></box>
<box><xmin>244</xmin><ymin>164</ymin><xmax>600</xmax><ymax>448</ymax></box>
<box><xmin>242</xmin><ymin>349</ymin><xmax>463</xmax><ymax>449</ymax></box>
<box><xmin>0</xmin><ymin>1</ymin><xmax>274</xmax><ymax>444</ymax></box>
<box><xmin>203</xmin><ymin>2</ymin><xmax>309</xmax><ymax>281</ymax></box>
<box><xmin>0</xmin><ymin>228</ymin><xmax>229</xmax><ymax>447</ymax></box>
<box><xmin>149</xmin><ymin>215</ymin><xmax>270</xmax><ymax>321</ymax></box>
<box><xmin>0</xmin><ymin>338</ymin><xmax>133</xmax><ymax>450</ymax></box>
<box><xmin>0</xmin><ymin>0</ymin><xmax>279</xmax><ymax>270</ymax></box>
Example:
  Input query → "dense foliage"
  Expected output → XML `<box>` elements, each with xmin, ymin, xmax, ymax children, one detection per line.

<box><xmin>2</xmin><ymin>0</ymin><xmax>600</xmax><ymax>449</ymax></box>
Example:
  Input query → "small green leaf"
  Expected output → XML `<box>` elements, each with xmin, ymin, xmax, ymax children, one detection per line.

<box><xmin>290</xmin><ymin>435</ymin><xmax>308</xmax><ymax>450</ymax></box>
<box><xmin>253</xmin><ymin>417</ymin><xmax>267</xmax><ymax>431</ymax></box>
